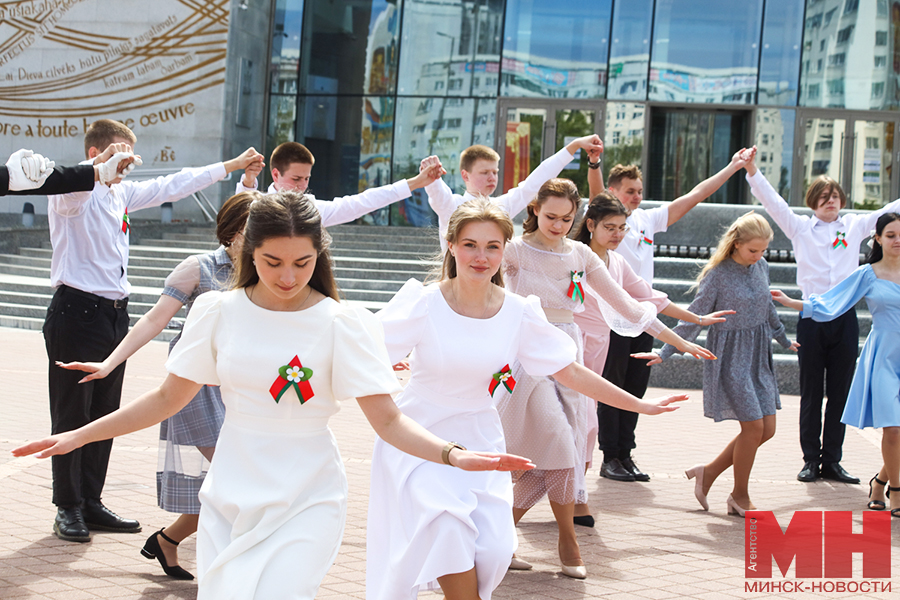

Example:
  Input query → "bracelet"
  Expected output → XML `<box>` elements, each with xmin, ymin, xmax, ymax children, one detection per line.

<box><xmin>441</xmin><ymin>441</ymin><xmax>467</xmax><ymax>466</ymax></box>
<box><xmin>588</xmin><ymin>157</ymin><xmax>602</xmax><ymax>170</ymax></box>
<box><xmin>698</xmin><ymin>316</ymin><xmax>704</xmax><ymax>325</ymax></box>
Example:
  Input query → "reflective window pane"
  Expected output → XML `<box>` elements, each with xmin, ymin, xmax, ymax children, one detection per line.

<box><xmin>296</xmin><ymin>96</ymin><xmax>396</xmax><ymax>224</ymax></box>
<box><xmin>800</xmin><ymin>0</ymin><xmax>898</xmax><ymax>109</ymax></box>
<box><xmin>758</xmin><ymin>0</ymin><xmax>803</xmax><ymax>106</ymax></box>
<box><xmin>505</xmin><ymin>108</ymin><xmax>546</xmax><ymax>192</ymax></box>
<box><xmin>802</xmin><ymin>117</ymin><xmax>846</xmax><ymax>189</ymax></box>
<box><xmin>299</xmin><ymin>0</ymin><xmax>401</xmax><ymax>95</ymax></box>
<box><xmin>270</xmin><ymin>0</ymin><xmax>304</xmax><ymax>94</ymax></box>
<box><xmin>649</xmin><ymin>0</ymin><xmax>764</xmax><ymax>104</ymax></box>
<box><xmin>754</xmin><ymin>109</ymin><xmax>796</xmax><ymax>203</ymax></box>
<box><xmin>605</xmin><ymin>102</ymin><xmax>646</xmax><ymax>169</ymax></box>
<box><xmin>393</xmin><ymin>98</ymin><xmax>497</xmax><ymax>225</ymax></box>
<box><xmin>554</xmin><ymin>109</ymin><xmax>596</xmax><ymax>194</ymax></box>
<box><xmin>397</xmin><ymin>0</ymin><xmax>503</xmax><ymax>97</ymax></box>
<box><xmin>607</xmin><ymin>0</ymin><xmax>653</xmax><ymax>101</ymax></box>
<box><xmin>500</xmin><ymin>0</ymin><xmax>612</xmax><ymax>98</ymax></box>
<box><xmin>850</xmin><ymin>120</ymin><xmax>894</xmax><ymax>209</ymax></box>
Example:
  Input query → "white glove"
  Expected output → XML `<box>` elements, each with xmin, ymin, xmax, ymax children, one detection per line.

<box><xmin>98</xmin><ymin>152</ymin><xmax>142</xmax><ymax>186</ymax></box>
<box><xmin>6</xmin><ymin>148</ymin><xmax>54</xmax><ymax>191</ymax></box>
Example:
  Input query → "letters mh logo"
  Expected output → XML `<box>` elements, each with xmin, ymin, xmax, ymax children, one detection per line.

<box><xmin>746</xmin><ymin>511</ymin><xmax>891</xmax><ymax>578</ymax></box>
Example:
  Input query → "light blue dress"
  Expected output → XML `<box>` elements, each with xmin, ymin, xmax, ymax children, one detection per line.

<box><xmin>804</xmin><ymin>264</ymin><xmax>900</xmax><ymax>428</ymax></box>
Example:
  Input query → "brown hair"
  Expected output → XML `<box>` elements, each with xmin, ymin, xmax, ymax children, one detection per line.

<box><xmin>232</xmin><ymin>192</ymin><xmax>339</xmax><ymax>300</ymax></box>
<box><xmin>436</xmin><ymin>197</ymin><xmax>514</xmax><ymax>287</ymax></box>
<box><xmin>522</xmin><ymin>178</ymin><xmax>582</xmax><ymax>234</ymax></box>
<box><xmin>270</xmin><ymin>142</ymin><xmax>315</xmax><ymax>175</ymax></box>
<box><xmin>216</xmin><ymin>192</ymin><xmax>259</xmax><ymax>246</ymax></box>
<box><xmin>696</xmin><ymin>212</ymin><xmax>773</xmax><ymax>286</ymax></box>
<box><xmin>572</xmin><ymin>192</ymin><xmax>628</xmax><ymax>245</ymax></box>
<box><xmin>460</xmin><ymin>144</ymin><xmax>500</xmax><ymax>173</ymax></box>
<box><xmin>804</xmin><ymin>175</ymin><xmax>847</xmax><ymax>210</ymax></box>
<box><xmin>607</xmin><ymin>164</ymin><xmax>643</xmax><ymax>189</ymax></box>
<box><xmin>84</xmin><ymin>119</ymin><xmax>137</xmax><ymax>158</ymax></box>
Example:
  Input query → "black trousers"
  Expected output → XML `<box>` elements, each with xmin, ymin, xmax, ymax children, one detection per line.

<box><xmin>597</xmin><ymin>331</ymin><xmax>654</xmax><ymax>459</ymax></box>
<box><xmin>43</xmin><ymin>286</ymin><xmax>129</xmax><ymax>508</ymax></box>
<box><xmin>796</xmin><ymin>308</ymin><xmax>858</xmax><ymax>465</ymax></box>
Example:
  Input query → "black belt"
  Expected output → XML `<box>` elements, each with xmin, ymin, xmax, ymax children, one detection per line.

<box><xmin>58</xmin><ymin>285</ymin><xmax>129</xmax><ymax>309</ymax></box>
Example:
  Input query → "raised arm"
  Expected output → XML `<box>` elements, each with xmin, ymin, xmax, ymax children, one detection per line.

<box><xmin>586</xmin><ymin>146</ymin><xmax>605</xmax><ymax>200</ymax></box>
<box><xmin>744</xmin><ymin>149</ymin><xmax>805</xmax><ymax>239</ymax></box>
<box><xmin>667</xmin><ymin>148</ymin><xmax>751</xmax><ymax>227</ymax></box>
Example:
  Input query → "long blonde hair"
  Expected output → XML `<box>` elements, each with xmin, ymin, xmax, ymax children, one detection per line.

<box><xmin>696</xmin><ymin>212</ymin><xmax>773</xmax><ymax>285</ymax></box>
<box><xmin>432</xmin><ymin>197</ymin><xmax>514</xmax><ymax>286</ymax></box>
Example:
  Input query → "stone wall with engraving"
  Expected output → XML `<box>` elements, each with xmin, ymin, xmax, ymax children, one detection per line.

<box><xmin>0</xmin><ymin>0</ymin><xmax>266</xmax><ymax>220</ymax></box>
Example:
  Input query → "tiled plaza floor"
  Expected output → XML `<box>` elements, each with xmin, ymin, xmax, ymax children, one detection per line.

<box><xmin>1</xmin><ymin>326</ymin><xmax>898</xmax><ymax>599</ymax></box>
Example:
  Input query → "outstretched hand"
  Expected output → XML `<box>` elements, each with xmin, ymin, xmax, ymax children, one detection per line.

<box><xmin>409</xmin><ymin>156</ymin><xmax>446</xmax><ymax>190</ymax></box>
<box><xmin>451</xmin><ymin>450</ymin><xmax>535</xmax><ymax>472</ymax></box>
<box><xmin>679</xmin><ymin>341</ymin><xmax>717</xmax><ymax>361</ymax></box>
<box><xmin>639</xmin><ymin>393</ymin><xmax>689</xmax><ymax>415</ymax></box>
<box><xmin>631</xmin><ymin>351</ymin><xmax>662</xmax><ymax>366</ymax></box>
<box><xmin>12</xmin><ymin>431</ymin><xmax>82</xmax><ymax>459</ymax></box>
<box><xmin>55</xmin><ymin>360</ymin><xmax>111</xmax><ymax>383</ymax></box>
<box><xmin>788</xmin><ymin>340</ymin><xmax>800</xmax><ymax>352</ymax></box>
<box><xmin>702</xmin><ymin>309</ymin><xmax>735</xmax><ymax>324</ymax></box>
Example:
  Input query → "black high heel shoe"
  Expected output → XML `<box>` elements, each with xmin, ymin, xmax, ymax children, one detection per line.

<box><xmin>867</xmin><ymin>475</ymin><xmax>887</xmax><ymax>510</ymax></box>
<box><xmin>890</xmin><ymin>486</ymin><xmax>900</xmax><ymax>518</ymax></box>
<box><xmin>141</xmin><ymin>529</ymin><xmax>194</xmax><ymax>580</ymax></box>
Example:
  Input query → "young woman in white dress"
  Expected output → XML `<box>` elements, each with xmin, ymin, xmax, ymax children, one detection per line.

<box><xmin>13</xmin><ymin>192</ymin><xmax>527</xmax><ymax>600</ymax></box>
<box><xmin>367</xmin><ymin>197</ymin><xmax>690</xmax><ymax>599</ymax></box>
<box><xmin>497</xmin><ymin>180</ymin><xmax>715</xmax><ymax>576</ymax></box>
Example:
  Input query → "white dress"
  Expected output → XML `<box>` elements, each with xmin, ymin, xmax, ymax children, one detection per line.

<box><xmin>166</xmin><ymin>289</ymin><xmax>402</xmax><ymax>600</ymax></box>
<box><xmin>367</xmin><ymin>280</ymin><xmax>576</xmax><ymax>600</ymax></box>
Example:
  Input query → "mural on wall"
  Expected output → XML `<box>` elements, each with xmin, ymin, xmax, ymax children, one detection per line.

<box><xmin>0</xmin><ymin>0</ymin><xmax>229</xmax><ymax>200</ymax></box>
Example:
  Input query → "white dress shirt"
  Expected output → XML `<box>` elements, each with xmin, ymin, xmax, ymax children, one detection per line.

<box><xmin>425</xmin><ymin>148</ymin><xmax>576</xmax><ymax>251</ymax></box>
<box><xmin>49</xmin><ymin>162</ymin><xmax>226</xmax><ymax>299</ymax></box>
<box><xmin>235</xmin><ymin>179</ymin><xmax>412</xmax><ymax>228</ymax></box>
<box><xmin>747</xmin><ymin>170</ymin><xmax>900</xmax><ymax>300</ymax></box>
<box><xmin>613</xmin><ymin>206</ymin><xmax>669</xmax><ymax>283</ymax></box>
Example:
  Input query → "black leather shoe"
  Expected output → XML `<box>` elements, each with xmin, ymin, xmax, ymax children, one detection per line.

<box><xmin>797</xmin><ymin>461</ymin><xmax>820</xmax><ymax>482</ymax></box>
<box><xmin>600</xmin><ymin>458</ymin><xmax>635</xmax><ymax>482</ymax></box>
<box><xmin>820</xmin><ymin>462</ymin><xmax>860</xmax><ymax>484</ymax></box>
<box><xmin>82</xmin><ymin>499</ymin><xmax>142</xmax><ymax>533</ymax></box>
<box><xmin>54</xmin><ymin>507</ymin><xmax>91</xmax><ymax>542</ymax></box>
<box><xmin>573</xmin><ymin>515</ymin><xmax>595</xmax><ymax>528</ymax></box>
<box><xmin>621</xmin><ymin>457</ymin><xmax>650</xmax><ymax>482</ymax></box>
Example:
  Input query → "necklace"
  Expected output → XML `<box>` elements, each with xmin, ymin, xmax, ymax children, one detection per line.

<box><xmin>449</xmin><ymin>280</ymin><xmax>495</xmax><ymax>319</ymax></box>
<box><xmin>526</xmin><ymin>233</ymin><xmax>565</xmax><ymax>253</ymax></box>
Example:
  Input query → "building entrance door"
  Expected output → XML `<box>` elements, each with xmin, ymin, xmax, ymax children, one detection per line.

<box><xmin>797</xmin><ymin>111</ymin><xmax>900</xmax><ymax>209</ymax></box>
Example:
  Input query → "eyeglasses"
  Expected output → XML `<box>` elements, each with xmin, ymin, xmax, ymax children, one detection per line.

<box><xmin>602</xmin><ymin>224</ymin><xmax>631</xmax><ymax>234</ymax></box>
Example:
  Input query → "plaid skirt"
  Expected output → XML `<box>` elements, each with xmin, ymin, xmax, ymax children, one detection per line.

<box><xmin>156</xmin><ymin>383</ymin><xmax>225</xmax><ymax>514</ymax></box>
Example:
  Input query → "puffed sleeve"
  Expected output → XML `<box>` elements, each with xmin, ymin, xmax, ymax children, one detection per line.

<box><xmin>658</xmin><ymin>268</ymin><xmax>720</xmax><ymax>360</ymax></box>
<box><xmin>161</xmin><ymin>256</ymin><xmax>201</xmax><ymax>305</ymax></box>
<box><xmin>377</xmin><ymin>279</ymin><xmax>430</xmax><ymax>365</ymax></box>
<box><xmin>581</xmin><ymin>244</ymin><xmax>663</xmax><ymax>337</ymax></box>
<box><xmin>165</xmin><ymin>291</ymin><xmax>223</xmax><ymax>385</ymax></box>
<box><xmin>516</xmin><ymin>295</ymin><xmax>578</xmax><ymax>376</ymax></box>
<box><xmin>803</xmin><ymin>265</ymin><xmax>875</xmax><ymax>323</ymax></box>
<box><xmin>332</xmin><ymin>305</ymin><xmax>403</xmax><ymax>401</ymax></box>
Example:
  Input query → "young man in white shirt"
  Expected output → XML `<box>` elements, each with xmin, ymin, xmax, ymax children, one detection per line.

<box><xmin>45</xmin><ymin>119</ymin><xmax>263</xmax><ymax>542</ymax></box>
<box><xmin>586</xmin><ymin>154</ymin><xmax>749</xmax><ymax>484</ymax></box>
<box><xmin>235</xmin><ymin>141</ymin><xmax>445</xmax><ymax>226</ymax></box>
<box><xmin>745</xmin><ymin>150</ymin><xmax>900</xmax><ymax>485</ymax></box>
<box><xmin>420</xmin><ymin>135</ymin><xmax>604</xmax><ymax>251</ymax></box>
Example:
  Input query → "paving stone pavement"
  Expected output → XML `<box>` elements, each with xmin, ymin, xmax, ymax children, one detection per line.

<box><xmin>0</xmin><ymin>326</ymin><xmax>898</xmax><ymax>599</ymax></box>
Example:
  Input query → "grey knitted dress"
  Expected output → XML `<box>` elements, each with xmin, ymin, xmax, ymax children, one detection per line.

<box><xmin>660</xmin><ymin>257</ymin><xmax>792</xmax><ymax>422</ymax></box>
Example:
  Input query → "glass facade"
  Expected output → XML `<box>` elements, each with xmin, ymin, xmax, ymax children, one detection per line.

<box><xmin>267</xmin><ymin>0</ymin><xmax>900</xmax><ymax>222</ymax></box>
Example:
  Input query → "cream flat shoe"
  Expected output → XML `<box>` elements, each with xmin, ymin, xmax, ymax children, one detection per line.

<box><xmin>561</xmin><ymin>563</ymin><xmax>587</xmax><ymax>579</ymax></box>
<box><xmin>509</xmin><ymin>555</ymin><xmax>533</xmax><ymax>570</ymax></box>
<box><xmin>685</xmin><ymin>464</ymin><xmax>709</xmax><ymax>511</ymax></box>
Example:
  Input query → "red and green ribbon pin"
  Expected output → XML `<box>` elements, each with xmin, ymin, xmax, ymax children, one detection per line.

<box><xmin>489</xmin><ymin>364</ymin><xmax>516</xmax><ymax>397</ymax></box>
<box><xmin>269</xmin><ymin>355</ymin><xmax>314</xmax><ymax>404</ymax></box>
<box><xmin>832</xmin><ymin>231</ymin><xmax>847</xmax><ymax>249</ymax></box>
<box><xmin>121</xmin><ymin>208</ymin><xmax>130</xmax><ymax>234</ymax></box>
<box><xmin>639</xmin><ymin>229</ymin><xmax>652</xmax><ymax>245</ymax></box>
<box><xmin>567</xmin><ymin>270</ymin><xmax>585</xmax><ymax>304</ymax></box>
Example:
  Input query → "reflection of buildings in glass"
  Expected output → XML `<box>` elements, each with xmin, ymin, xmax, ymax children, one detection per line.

<box><xmin>358</xmin><ymin>98</ymin><xmax>395</xmax><ymax>224</ymax></box>
<box><xmin>364</xmin><ymin>3</ymin><xmax>400</xmax><ymax>95</ymax></box>
<box><xmin>800</xmin><ymin>0</ymin><xmax>893</xmax><ymax>109</ymax></box>
<box><xmin>607</xmin><ymin>54</ymin><xmax>649</xmax><ymax>100</ymax></box>
<box><xmin>648</xmin><ymin>62</ymin><xmax>757</xmax><ymax>103</ymax></box>
<box><xmin>754</xmin><ymin>109</ymin><xmax>785</xmax><ymax>196</ymax></box>
<box><xmin>604</xmin><ymin>101</ymin><xmax>644</xmax><ymax>167</ymax></box>
<box><xmin>803</xmin><ymin>118</ymin><xmax>843</xmax><ymax>187</ymax></box>
<box><xmin>850</xmin><ymin>120</ymin><xmax>892</xmax><ymax>207</ymax></box>
<box><xmin>500</xmin><ymin>51</ymin><xmax>606</xmax><ymax>98</ymax></box>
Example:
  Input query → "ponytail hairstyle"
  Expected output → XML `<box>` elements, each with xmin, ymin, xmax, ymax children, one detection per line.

<box><xmin>232</xmin><ymin>192</ymin><xmax>340</xmax><ymax>300</ymax></box>
<box><xmin>696</xmin><ymin>212</ymin><xmax>773</xmax><ymax>286</ymax></box>
<box><xmin>522</xmin><ymin>178</ymin><xmax>582</xmax><ymax>234</ymax></box>
<box><xmin>571</xmin><ymin>192</ymin><xmax>628</xmax><ymax>245</ymax></box>
<box><xmin>866</xmin><ymin>212</ymin><xmax>900</xmax><ymax>264</ymax></box>
<box><xmin>216</xmin><ymin>191</ymin><xmax>260</xmax><ymax>246</ymax></box>
<box><xmin>432</xmin><ymin>196</ymin><xmax>514</xmax><ymax>287</ymax></box>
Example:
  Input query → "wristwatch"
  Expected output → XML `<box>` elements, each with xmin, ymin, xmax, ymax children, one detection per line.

<box><xmin>442</xmin><ymin>441</ymin><xmax>467</xmax><ymax>466</ymax></box>
<box><xmin>588</xmin><ymin>157</ymin><xmax>602</xmax><ymax>170</ymax></box>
